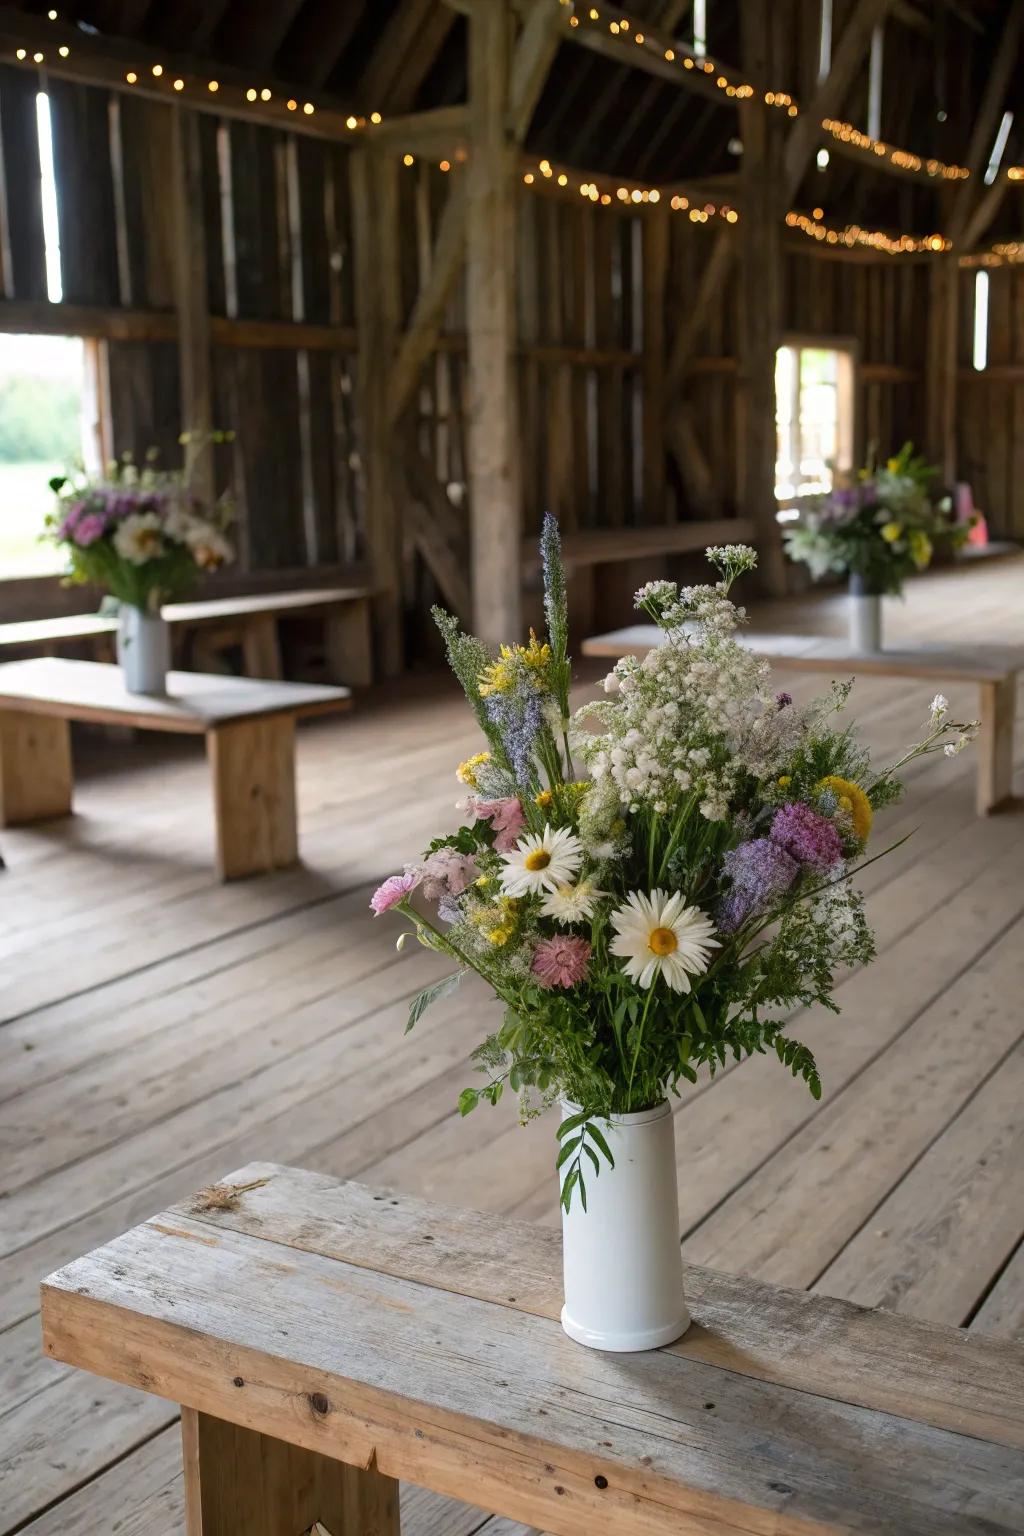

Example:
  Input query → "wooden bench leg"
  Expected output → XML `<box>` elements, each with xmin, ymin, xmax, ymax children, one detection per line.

<box><xmin>324</xmin><ymin>603</ymin><xmax>374</xmax><ymax>687</ymax></box>
<box><xmin>207</xmin><ymin>717</ymin><xmax>298</xmax><ymax>880</ymax></box>
<box><xmin>977</xmin><ymin>676</ymin><xmax>1016</xmax><ymax>815</ymax></box>
<box><xmin>242</xmin><ymin>614</ymin><xmax>285</xmax><ymax>681</ymax></box>
<box><xmin>182</xmin><ymin>1408</ymin><xmax>400</xmax><ymax>1536</ymax></box>
<box><xmin>0</xmin><ymin>710</ymin><xmax>73</xmax><ymax>826</ymax></box>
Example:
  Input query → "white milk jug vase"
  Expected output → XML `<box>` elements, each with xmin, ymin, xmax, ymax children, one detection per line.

<box><xmin>117</xmin><ymin>603</ymin><xmax>170</xmax><ymax>695</ymax></box>
<box><xmin>559</xmin><ymin>1099</ymin><xmax>690</xmax><ymax>1352</ymax></box>
<box><xmin>847</xmin><ymin>573</ymin><xmax>883</xmax><ymax>654</ymax></box>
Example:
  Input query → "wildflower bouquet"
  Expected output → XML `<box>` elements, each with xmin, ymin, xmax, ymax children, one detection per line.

<box><xmin>374</xmin><ymin>518</ymin><xmax>975</xmax><ymax>1211</ymax></box>
<box><xmin>783</xmin><ymin>442</ymin><xmax>969</xmax><ymax>594</ymax></box>
<box><xmin>46</xmin><ymin>434</ymin><xmax>234</xmax><ymax>612</ymax></box>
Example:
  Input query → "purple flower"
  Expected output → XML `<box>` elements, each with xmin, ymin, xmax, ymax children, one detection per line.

<box><xmin>719</xmin><ymin>837</ymin><xmax>798</xmax><ymax>931</ymax></box>
<box><xmin>770</xmin><ymin>802</ymin><xmax>843</xmax><ymax>872</ymax></box>
<box><xmin>775</xmin><ymin>691</ymin><xmax>793</xmax><ymax>710</ymax></box>
<box><xmin>484</xmin><ymin>688</ymin><xmax>543</xmax><ymax>782</ymax></box>
<box><xmin>370</xmin><ymin>870</ymin><xmax>420</xmax><ymax>915</ymax></box>
<box><xmin>72</xmin><ymin>513</ymin><xmax>107</xmax><ymax>547</ymax></box>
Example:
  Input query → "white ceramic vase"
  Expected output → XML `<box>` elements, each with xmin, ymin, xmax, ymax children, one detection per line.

<box><xmin>847</xmin><ymin>576</ymin><xmax>883</xmax><ymax>654</ymax></box>
<box><xmin>117</xmin><ymin>605</ymin><xmax>170</xmax><ymax>695</ymax></box>
<box><xmin>559</xmin><ymin>1099</ymin><xmax>690</xmax><ymax>1352</ymax></box>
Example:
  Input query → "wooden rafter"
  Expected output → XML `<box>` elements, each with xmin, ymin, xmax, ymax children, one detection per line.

<box><xmin>274</xmin><ymin>0</ymin><xmax>367</xmax><ymax>90</ymax></box>
<box><xmin>783</xmin><ymin>0</ymin><xmax>895</xmax><ymax>205</ymax></box>
<box><xmin>215</xmin><ymin>0</ymin><xmax>308</xmax><ymax>71</ymax></box>
<box><xmin>949</xmin><ymin>0</ymin><xmax>1024</xmax><ymax>245</ymax></box>
<box><xmin>361</xmin><ymin>0</ymin><xmax>458</xmax><ymax>116</ymax></box>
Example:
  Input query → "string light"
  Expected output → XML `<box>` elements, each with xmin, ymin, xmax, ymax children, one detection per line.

<box><xmin>32</xmin><ymin>51</ymin><xmax>43</xmax><ymax>62</ymax></box>
<box><xmin>246</xmin><ymin>87</ymin><xmax>257</xmax><ymax>101</ymax></box>
<box><xmin>821</xmin><ymin>119</ymin><xmax>968</xmax><ymax>180</ymax></box>
<box><xmin>1007</xmin><ymin>166</ymin><xmax>1024</xmax><ymax>181</ymax></box>
<box><xmin>961</xmin><ymin>242</ymin><xmax>1024</xmax><ymax>268</ymax></box>
<box><xmin>404</xmin><ymin>153</ymin><xmax>416</xmax><ymax>167</ymax></box>
<box><xmin>15</xmin><ymin>48</ymin><xmax>25</xmax><ymax>59</ymax></box>
<box><xmin>173</xmin><ymin>78</ymin><xmax>184</xmax><ymax>91</ymax></box>
<box><xmin>151</xmin><ymin>63</ymin><xmax>162</xmax><ymax>77</ymax></box>
<box><xmin>58</xmin><ymin>44</ymin><xmax>69</xmax><ymax>56</ymax></box>
<box><xmin>786</xmin><ymin>210</ymin><xmax>951</xmax><ymax>255</ymax></box>
<box><xmin>207</xmin><ymin>79</ymin><xmax>218</xmax><ymax>92</ymax></box>
<box><xmin>302</xmin><ymin>101</ymin><xmax>314</xmax><ymax>114</ymax></box>
<box><xmin>125</xmin><ymin>70</ymin><xmax>137</xmax><ymax>83</ymax></box>
<box><xmin>260</xmin><ymin>87</ymin><xmax>271</xmax><ymax>101</ymax></box>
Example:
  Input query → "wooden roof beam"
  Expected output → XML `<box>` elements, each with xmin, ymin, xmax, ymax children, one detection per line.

<box><xmin>215</xmin><ymin>0</ymin><xmax>308</xmax><ymax>72</ymax></box>
<box><xmin>783</xmin><ymin>0</ymin><xmax>895</xmax><ymax>205</ymax></box>
<box><xmin>949</xmin><ymin>0</ymin><xmax>1024</xmax><ymax>245</ymax></box>
<box><xmin>274</xmin><ymin>0</ymin><xmax>367</xmax><ymax>90</ymax></box>
<box><xmin>360</xmin><ymin>0</ymin><xmax>458</xmax><ymax>115</ymax></box>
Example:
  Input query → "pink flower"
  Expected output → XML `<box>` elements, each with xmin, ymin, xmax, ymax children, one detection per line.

<box><xmin>421</xmin><ymin>847</ymin><xmax>478</xmax><ymax>902</ymax></box>
<box><xmin>770</xmin><ymin>801</ymin><xmax>843</xmax><ymax>871</ymax></box>
<box><xmin>474</xmin><ymin>796</ymin><xmax>525</xmax><ymax>852</ymax></box>
<box><xmin>370</xmin><ymin>870</ymin><xmax>420</xmax><ymax>915</ymax></box>
<box><xmin>530</xmin><ymin>935</ymin><xmax>591</xmax><ymax>989</ymax></box>
<box><xmin>73</xmin><ymin>513</ymin><xmax>107</xmax><ymax>547</ymax></box>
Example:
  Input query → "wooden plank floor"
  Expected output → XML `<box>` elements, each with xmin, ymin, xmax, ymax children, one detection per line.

<box><xmin>2</xmin><ymin>555</ymin><xmax>1023</xmax><ymax>1535</ymax></box>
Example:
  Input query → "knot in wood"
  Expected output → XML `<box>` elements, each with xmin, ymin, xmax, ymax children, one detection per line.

<box><xmin>308</xmin><ymin>1391</ymin><xmax>331</xmax><ymax>1416</ymax></box>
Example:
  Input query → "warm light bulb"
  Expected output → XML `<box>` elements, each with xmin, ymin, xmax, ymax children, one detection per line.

<box><xmin>15</xmin><ymin>47</ymin><xmax>26</xmax><ymax>58</ymax></box>
<box><xmin>260</xmin><ymin>87</ymin><xmax>271</xmax><ymax>101</ymax></box>
<box><xmin>303</xmin><ymin>102</ymin><xmax>314</xmax><ymax>114</ymax></box>
<box><xmin>404</xmin><ymin>153</ymin><xmax>415</xmax><ymax>166</ymax></box>
<box><xmin>557</xmin><ymin>172</ymin><xmax>567</xmax><ymax>185</ymax></box>
<box><xmin>370</xmin><ymin>111</ymin><xmax>381</xmax><ymax>124</ymax></box>
<box><xmin>58</xmin><ymin>44</ymin><xmax>68</xmax><ymax>55</ymax></box>
<box><xmin>649</xmin><ymin>189</ymin><xmax>660</xmax><ymax>202</ymax></box>
<box><xmin>439</xmin><ymin>159</ymin><xmax>450</xmax><ymax>172</ymax></box>
<box><xmin>344</xmin><ymin>113</ymin><xmax>356</xmax><ymax>127</ymax></box>
<box><xmin>47</xmin><ymin>7</ymin><xmax>57</xmax><ymax>16</ymax></box>
<box><xmin>664</xmin><ymin>48</ymin><xmax>674</xmax><ymax>60</ymax></box>
<box><xmin>125</xmin><ymin>70</ymin><xmax>137</xmax><ymax>83</ymax></box>
<box><xmin>523</xmin><ymin>171</ymin><xmax>534</xmax><ymax>183</ymax></box>
<box><xmin>246</xmin><ymin>87</ymin><xmax>257</xmax><ymax>101</ymax></box>
<box><xmin>33</xmin><ymin>51</ymin><xmax>43</xmax><ymax>62</ymax></box>
<box><xmin>173</xmin><ymin>78</ymin><xmax>184</xmax><ymax>90</ymax></box>
<box><xmin>152</xmin><ymin>63</ymin><xmax>163</xmax><ymax>76</ymax></box>
<box><xmin>208</xmin><ymin>79</ymin><xmax>219</xmax><ymax>91</ymax></box>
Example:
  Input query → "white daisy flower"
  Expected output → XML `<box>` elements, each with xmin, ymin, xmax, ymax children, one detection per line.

<box><xmin>929</xmin><ymin>693</ymin><xmax>949</xmax><ymax>720</ymax></box>
<box><xmin>540</xmin><ymin>877</ymin><xmax>607</xmax><ymax>925</ymax></box>
<box><xmin>113</xmin><ymin>512</ymin><xmax>165</xmax><ymax>566</ymax></box>
<box><xmin>608</xmin><ymin>888</ymin><xmax>719</xmax><ymax>992</ymax></box>
<box><xmin>499</xmin><ymin>824</ymin><xmax>583</xmax><ymax>897</ymax></box>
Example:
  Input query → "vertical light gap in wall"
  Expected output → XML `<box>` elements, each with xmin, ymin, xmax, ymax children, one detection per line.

<box><xmin>35</xmin><ymin>90</ymin><xmax>62</xmax><ymax>302</ymax></box>
<box><xmin>286</xmin><ymin>134</ymin><xmax>317</xmax><ymax>565</ymax></box>
<box><xmin>693</xmin><ymin>0</ymin><xmax>706</xmax><ymax>59</ymax></box>
<box><xmin>0</xmin><ymin>93</ymin><xmax>15</xmax><ymax>297</ymax></box>
<box><xmin>216</xmin><ymin>121</ymin><xmax>238</xmax><ymax>318</ymax></box>
<box><xmin>984</xmin><ymin>111</ymin><xmax>1013</xmax><ymax>185</ymax></box>
<box><xmin>867</xmin><ymin>25</ymin><xmax>884</xmax><ymax>143</ymax></box>
<box><xmin>972</xmin><ymin>271</ymin><xmax>989</xmax><ymax>372</ymax></box>
<box><xmin>817</xmin><ymin>0</ymin><xmax>833</xmax><ymax>81</ymax></box>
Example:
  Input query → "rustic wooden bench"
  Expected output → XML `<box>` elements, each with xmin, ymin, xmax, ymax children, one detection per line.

<box><xmin>0</xmin><ymin>586</ymin><xmax>374</xmax><ymax>685</ymax></box>
<box><xmin>583</xmin><ymin>626</ymin><xmax>1022</xmax><ymax>817</ymax></box>
<box><xmin>0</xmin><ymin>659</ymin><xmax>349</xmax><ymax>880</ymax></box>
<box><xmin>41</xmin><ymin>1162</ymin><xmax>1024</xmax><ymax>1536</ymax></box>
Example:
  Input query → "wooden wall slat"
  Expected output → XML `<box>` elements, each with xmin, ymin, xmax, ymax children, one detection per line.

<box><xmin>0</xmin><ymin>64</ymin><xmax>46</xmax><ymax>301</ymax></box>
<box><xmin>48</xmin><ymin>79</ymin><xmax>119</xmax><ymax>306</ymax></box>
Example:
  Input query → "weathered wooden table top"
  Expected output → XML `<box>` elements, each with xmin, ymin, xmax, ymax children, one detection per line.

<box><xmin>582</xmin><ymin>624</ymin><xmax>1024</xmax><ymax>682</ymax></box>
<box><xmin>40</xmin><ymin>1162</ymin><xmax>1024</xmax><ymax>1536</ymax></box>
<box><xmin>0</xmin><ymin>658</ymin><xmax>351</xmax><ymax>732</ymax></box>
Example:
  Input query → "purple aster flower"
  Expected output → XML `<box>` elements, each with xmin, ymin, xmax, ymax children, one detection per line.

<box><xmin>72</xmin><ymin>513</ymin><xmax>107</xmax><ymax>547</ymax></box>
<box><xmin>770</xmin><ymin>802</ymin><xmax>843</xmax><ymax>872</ymax></box>
<box><xmin>775</xmin><ymin>691</ymin><xmax>793</xmax><ymax>710</ymax></box>
<box><xmin>719</xmin><ymin>837</ymin><xmax>798</xmax><ymax>931</ymax></box>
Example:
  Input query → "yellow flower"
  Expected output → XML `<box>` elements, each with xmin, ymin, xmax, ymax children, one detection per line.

<box><xmin>880</xmin><ymin>521</ymin><xmax>903</xmax><ymax>544</ymax></box>
<box><xmin>908</xmin><ymin>529</ymin><xmax>932</xmax><ymax>570</ymax></box>
<box><xmin>457</xmin><ymin>751</ymin><xmax>490</xmax><ymax>789</ymax></box>
<box><xmin>777</xmin><ymin>775</ymin><xmax>791</xmax><ymax>788</ymax></box>
<box><xmin>535</xmin><ymin>788</ymin><xmax>553</xmax><ymax>808</ymax></box>
<box><xmin>817</xmin><ymin>775</ymin><xmax>873</xmax><ymax>842</ymax></box>
<box><xmin>478</xmin><ymin>630</ymin><xmax>551</xmax><ymax>697</ymax></box>
<box><xmin>471</xmin><ymin>895</ymin><xmax>519</xmax><ymax>945</ymax></box>
<box><xmin>886</xmin><ymin>456</ymin><xmax>901</xmax><ymax>473</ymax></box>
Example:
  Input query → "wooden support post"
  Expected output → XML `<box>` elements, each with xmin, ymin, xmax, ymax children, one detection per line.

<box><xmin>737</xmin><ymin>1</ymin><xmax>787</xmax><ymax>596</ymax></box>
<box><xmin>0</xmin><ymin>711</ymin><xmax>73</xmax><ymax>826</ymax></box>
<box><xmin>351</xmin><ymin>149</ymin><xmax>403</xmax><ymax>676</ymax></box>
<box><xmin>207</xmin><ymin>716</ymin><xmax>298</xmax><ymax>880</ymax></box>
<box><xmin>323</xmin><ymin>599</ymin><xmax>374</xmax><ymax>688</ymax></box>
<box><xmin>181</xmin><ymin>1407</ymin><xmax>401</xmax><ymax>1536</ymax></box>
<box><xmin>240</xmin><ymin>614</ymin><xmax>284</xmax><ymax>681</ymax></box>
<box><xmin>467</xmin><ymin>0</ymin><xmax>522</xmax><ymax>643</ymax></box>
<box><xmin>977</xmin><ymin>675</ymin><xmax>1017</xmax><ymax>816</ymax></box>
<box><xmin>170</xmin><ymin>108</ymin><xmax>214</xmax><ymax>504</ymax></box>
<box><xmin>642</xmin><ymin>208</ymin><xmax>669</xmax><ymax>524</ymax></box>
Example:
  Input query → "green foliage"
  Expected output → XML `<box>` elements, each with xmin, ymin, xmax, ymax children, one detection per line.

<box><xmin>0</xmin><ymin>375</ymin><xmax>80</xmax><ymax>464</ymax></box>
<box><xmin>404</xmin><ymin>969</ymin><xmax>466</xmax><ymax>1035</ymax></box>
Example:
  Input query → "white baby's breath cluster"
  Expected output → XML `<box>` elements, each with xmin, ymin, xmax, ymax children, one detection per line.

<box><xmin>578</xmin><ymin>561</ymin><xmax>799</xmax><ymax>822</ymax></box>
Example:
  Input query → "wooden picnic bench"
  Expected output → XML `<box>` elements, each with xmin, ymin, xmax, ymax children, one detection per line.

<box><xmin>0</xmin><ymin>658</ymin><xmax>349</xmax><ymax>880</ymax></box>
<box><xmin>0</xmin><ymin>586</ymin><xmax>374</xmax><ymax>685</ymax></box>
<box><xmin>583</xmin><ymin>626</ymin><xmax>1022</xmax><ymax>817</ymax></box>
<box><xmin>41</xmin><ymin>1162</ymin><xmax>1024</xmax><ymax>1536</ymax></box>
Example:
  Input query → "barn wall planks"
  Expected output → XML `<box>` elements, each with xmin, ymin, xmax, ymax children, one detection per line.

<box><xmin>957</xmin><ymin>265</ymin><xmax>1024</xmax><ymax>540</ymax></box>
<box><xmin>0</xmin><ymin>71</ymin><xmax>950</xmax><ymax>635</ymax></box>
